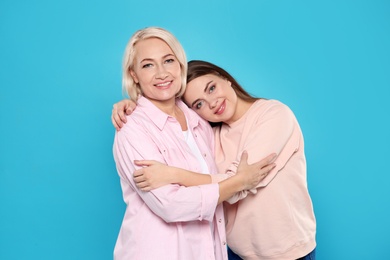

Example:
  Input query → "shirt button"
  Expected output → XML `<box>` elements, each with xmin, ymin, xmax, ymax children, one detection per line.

<box><xmin>203</xmin><ymin>153</ymin><xmax>206</xmax><ymax>157</ymax></box>
<box><xmin>223</xmin><ymin>241</ymin><xmax>226</xmax><ymax>245</ymax></box>
<box><xmin>218</xmin><ymin>219</ymin><xmax>222</xmax><ymax>223</ymax></box>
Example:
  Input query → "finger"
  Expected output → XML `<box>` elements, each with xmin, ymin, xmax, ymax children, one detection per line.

<box><xmin>116</xmin><ymin>114</ymin><xmax>124</xmax><ymax>127</ymax></box>
<box><xmin>134</xmin><ymin>176</ymin><xmax>145</xmax><ymax>184</ymax></box>
<box><xmin>112</xmin><ymin>106</ymin><xmax>124</xmax><ymax>127</ymax></box>
<box><xmin>125</xmin><ymin>107</ymin><xmax>133</xmax><ymax>115</ymax></box>
<box><xmin>111</xmin><ymin>114</ymin><xmax>122</xmax><ymax>130</ymax></box>
<box><xmin>133</xmin><ymin>160</ymin><xmax>155</xmax><ymax>167</ymax></box>
<box><xmin>118</xmin><ymin>108</ymin><xmax>127</xmax><ymax>123</ymax></box>
<box><xmin>111</xmin><ymin>115</ymin><xmax>118</xmax><ymax>130</ymax></box>
<box><xmin>239</xmin><ymin>150</ymin><xmax>249</xmax><ymax>163</ymax></box>
<box><xmin>260</xmin><ymin>153</ymin><xmax>277</xmax><ymax>163</ymax></box>
<box><xmin>114</xmin><ymin>116</ymin><xmax>124</xmax><ymax>129</ymax></box>
<box><xmin>140</xmin><ymin>186</ymin><xmax>152</xmax><ymax>192</ymax></box>
<box><xmin>136</xmin><ymin>181</ymin><xmax>152</xmax><ymax>192</ymax></box>
<box><xmin>254</xmin><ymin>153</ymin><xmax>277</xmax><ymax>168</ymax></box>
<box><xmin>133</xmin><ymin>170</ymin><xmax>143</xmax><ymax>178</ymax></box>
<box><xmin>135</xmin><ymin>177</ymin><xmax>148</xmax><ymax>186</ymax></box>
<box><xmin>260</xmin><ymin>163</ymin><xmax>276</xmax><ymax>173</ymax></box>
<box><xmin>113</xmin><ymin>103</ymin><xmax>127</xmax><ymax>124</ymax></box>
<box><xmin>133</xmin><ymin>169</ymin><xmax>146</xmax><ymax>180</ymax></box>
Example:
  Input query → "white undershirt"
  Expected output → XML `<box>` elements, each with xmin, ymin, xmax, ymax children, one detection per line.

<box><xmin>182</xmin><ymin>130</ymin><xmax>208</xmax><ymax>174</ymax></box>
<box><xmin>183</xmin><ymin>128</ymin><xmax>215</xmax><ymax>253</ymax></box>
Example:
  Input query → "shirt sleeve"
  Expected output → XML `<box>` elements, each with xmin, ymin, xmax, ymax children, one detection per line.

<box><xmin>225</xmin><ymin>101</ymin><xmax>302</xmax><ymax>204</ymax></box>
<box><xmin>113</xmin><ymin>120</ymin><xmax>219</xmax><ymax>222</ymax></box>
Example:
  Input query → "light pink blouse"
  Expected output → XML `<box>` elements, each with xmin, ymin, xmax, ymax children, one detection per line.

<box><xmin>113</xmin><ymin>96</ymin><xmax>227</xmax><ymax>260</ymax></box>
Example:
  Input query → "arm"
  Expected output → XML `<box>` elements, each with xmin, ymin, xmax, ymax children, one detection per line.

<box><xmin>111</xmin><ymin>99</ymin><xmax>136</xmax><ymax>131</ymax></box>
<box><xmin>133</xmin><ymin>152</ymin><xmax>276</xmax><ymax>203</ymax></box>
<box><xmin>133</xmin><ymin>160</ymin><xmax>212</xmax><ymax>191</ymax></box>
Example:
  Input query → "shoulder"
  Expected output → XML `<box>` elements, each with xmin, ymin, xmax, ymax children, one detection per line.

<box><xmin>253</xmin><ymin>99</ymin><xmax>290</xmax><ymax>112</ymax></box>
<box><xmin>251</xmin><ymin>99</ymin><xmax>294</xmax><ymax>119</ymax></box>
<box><xmin>115</xmin><ymin>111</ymin><xmax>148</xmax><ymax>143</ymax></box>
<box><xmin>244</xmin><ymin>99</ymin><xmax>298</xmax><ymax>133</ymax></box>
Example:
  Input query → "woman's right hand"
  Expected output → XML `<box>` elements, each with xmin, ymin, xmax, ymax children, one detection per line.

<box><xmin>235</xmin><ymin>151</ymin><xmax>277</xmax><ymax>190</ymax></box>
<box><xmin>111</xmin><ymin>99</ymin><xmax>137</xmax><ymax>131</ymax></box>
<box><xmin>217</xmin><ymin>151</ymin><xmax>277</xmax><ymax>204</ymax></box>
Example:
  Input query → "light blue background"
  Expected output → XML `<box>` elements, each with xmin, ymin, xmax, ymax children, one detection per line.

<box><xmin>1</xmin><ymin>0</ymin><xmax>389</xmax><ymax>259</ymax></box>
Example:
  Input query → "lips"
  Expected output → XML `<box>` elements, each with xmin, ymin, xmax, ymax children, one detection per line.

<box><xmin>154</xmin><ymin>80</ymin><xmax>172</xmax><ymax>88</ymax></box>
<box><xmin>215</xmin><ymin>100</ymin><xmax>226</xmax><ymax>115</ymax></box>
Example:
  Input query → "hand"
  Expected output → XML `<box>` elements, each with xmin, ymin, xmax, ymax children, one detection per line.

<box><xmin>111</xmin><ymin>99</ymin><xmax>137</xmax><ymax>131</ymax></box>
<box><xmin>235</xmin><ymin>151</ymin><xmax>276</xmax><ymax>190</ymax></box>
<box><xmin>133</xmin><ymin>160</ymin><xmax>175</xmax><ymax>191</ymax></box>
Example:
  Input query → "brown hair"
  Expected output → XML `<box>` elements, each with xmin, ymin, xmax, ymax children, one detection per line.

<box><xmin>186</xmin><ymin>60</ymin><xmax>261</xmax><ymax>103</ymax></box>
<box><xmin>186</xmin><ymin>60</ymin><xmax>263</xmax><ymax>127</ymax></box>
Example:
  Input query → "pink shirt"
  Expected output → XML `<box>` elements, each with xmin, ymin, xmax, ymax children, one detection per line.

<box><xmin>211</xmin><ymin>99</ymin><xmax>316</xmax><ymax>260</ymax></box>
<box><xmin>113</xmin><ymin>96</ymin><xmax>227</xmax><ymax>260</ymax></box>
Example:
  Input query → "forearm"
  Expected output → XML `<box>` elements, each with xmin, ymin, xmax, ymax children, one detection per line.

<box><xmin>172</xmin><ymin>168</ymin><xmax>242</xmax><ymax>204</ymax></box>
<box><xmin>173</xmin><ymin>167</ymin><xmax>212</xmax><ymax>186</ymax></box>
<box><xmin>217</xmin><ymin>175</ymin><xmax>246</xmax><ymax>204</ymax></box>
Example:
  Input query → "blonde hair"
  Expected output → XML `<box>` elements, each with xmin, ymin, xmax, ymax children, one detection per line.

<box><xmin>122</xmin><ymin>27</ymin><xmax>188</xmax><ymax>101</ymax></box>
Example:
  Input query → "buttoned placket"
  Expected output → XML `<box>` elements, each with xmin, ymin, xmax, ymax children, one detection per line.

<box><xmin>193</xmin><ymin>132</ymin><xmax>209</xmax><ymax>160</ymax></box>
<box><xmin>167</xmin><ymin>116</ymin><xmax>201</xmax><ymax>173</ymax></box>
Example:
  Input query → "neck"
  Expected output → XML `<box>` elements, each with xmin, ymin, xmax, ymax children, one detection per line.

<box><xmin>147</xmin><ymin>97</ymin><xmax>177</xmax><ymax>115</ymax></box>
<box><xmin>147</xmin><ymin>97</ymin><xmax>188</xmax><ymax>131</ymax></box>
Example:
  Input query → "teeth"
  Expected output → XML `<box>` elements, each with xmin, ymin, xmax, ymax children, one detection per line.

<box><xmin>217</xmin><ymin>105</ymin><xmax>223</xmax><ymax>114</ymax></box>
<box><xmin>156</xmin><ymin>82</ymin><xmax>170</xmax><ymax>87</ymax></box>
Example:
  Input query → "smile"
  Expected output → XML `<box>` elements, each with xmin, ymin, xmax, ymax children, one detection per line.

<box><xmin>215</xmin><ymin>100</ymin><xmax>225</xmax><ymax>115</ymax></box>
<box><xmin>155</xmin><ymin>81</ymin><xmax>172</xmax><ymax>87</ymax></box>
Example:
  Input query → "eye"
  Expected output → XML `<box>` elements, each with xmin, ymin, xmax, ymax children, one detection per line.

<box><xmin>195</xmin><ymin>101</ymin><xmax>204</xmax><ymax>109</ymax></box>
<box><xmin>142</xmin><ymin>63</ymin><xmax>153</xmax><ymax>69</ymax></box>
<box><xmin>165</xmin><ymin>58</ymin><xmax>175</xmax><ymax>64</ymax></box>
<box><xmin>209</xmin><ymin>85</ymin><xmax>216</xmax><ymax>93</ymax></box>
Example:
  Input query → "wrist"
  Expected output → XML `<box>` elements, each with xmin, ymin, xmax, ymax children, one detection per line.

<box><xmin>232</xmin><ymin>174</ymin><xmax>246</xmax><ymax>191</ymax></box>
<box><xmin>225</xmin><ymin>174</ymin><xmax>245</xmax><ymax>193</ymax></box>
<box><xmin>172</xmin><ymin>167</ymin><xmax>183</xmax><ymax>185</ymax></box>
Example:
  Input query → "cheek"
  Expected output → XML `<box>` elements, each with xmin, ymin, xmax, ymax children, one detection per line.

<box><xmin>182</xmin><ymin>91</ymin><xmax>194</xmax><ymax>105</ymax></box>
<box><xmin>197</xmin><ymin>109</ymin><xmax>216</xmax><ymax>122</ymax></box>
<box><xmin>135</xmin><ymin>71</ymin><xmax>149</xmax><ymax>84</ymax></box>
<box><xmin>171</xmin><ymin>63</ymin><xmax>182</xmax><ymax>76</ymax></box>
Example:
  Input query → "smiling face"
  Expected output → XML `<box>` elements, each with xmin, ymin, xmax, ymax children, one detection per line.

<box><xmin>183</xmin><ymin>73</ymin><xmax>239</xmax><ymax>124</ymax></box>
<box><xmin>130</xmin><ymin>37</ymin><xmax>182</xmax><ymax>106</ymax></box>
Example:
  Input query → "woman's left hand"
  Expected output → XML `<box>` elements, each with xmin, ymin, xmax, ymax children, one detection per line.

<box><xmin>133</xmin><ymin>160</ymin><xmax>175</xmax><ymax>191</ymax></box>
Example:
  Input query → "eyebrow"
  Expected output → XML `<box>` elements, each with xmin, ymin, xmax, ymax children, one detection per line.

<box><xmin>191</xmin><ymin>80</ymin><xmax>213</xmax><ymax>107</ymax></box>
<box><xmin>140</xmin><ymin>53</ymin><xmax>175</xmax><ymax>64</ymax></box>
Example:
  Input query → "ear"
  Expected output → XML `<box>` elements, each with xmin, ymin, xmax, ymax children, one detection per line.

<box><xmin>130</xmin><ymin>70</ymin><xmax>139</xmax><ymax>84</ymax></box>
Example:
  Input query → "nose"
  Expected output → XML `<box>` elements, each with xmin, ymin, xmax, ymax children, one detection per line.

<box><xmin>209</xmin><ymin>99</ymin><xmax>218</xmax><ymax>109</ymax></box>
<box><xmin>155</xmin><ymin>65</ymin><xmax>168</xmax><ymax>79</ymax></box>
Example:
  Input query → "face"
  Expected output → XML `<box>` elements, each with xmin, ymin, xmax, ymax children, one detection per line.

<box><xmin>130</xmin><ymin>38</ymin><xmax>182</xmax><ymax>105</ymax></box>
<box><xmin>184</xmin><ymin>74</ymin><xmax>239</xmax><ymax>124</ymax></box>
